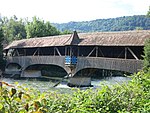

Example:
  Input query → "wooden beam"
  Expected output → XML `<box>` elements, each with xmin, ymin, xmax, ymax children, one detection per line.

<box><xmin>96</xmin><ymin>46</ymin><xmax>98</xmax><ymax>57</ymax></box>
<box><xmin>55</xmin><ymin>47</ymin><xmax>62</xmax><ymax>56</ymax></box>
<box><xmin>99</xmin><ymin>48</ymin><xmax>104</xmax><ymax>57</ymax></box>
<box><xmin>70</xmin><ymin>46</ymin><xmax>72</xmax><ymax>56</ymax></box>
<box><xmin>16</xmin><ymin>49</ymin><xmax>20</xmax><ymax>56</ymax></box>
<box><xmin>125</xmin><ymin>47</ymin><xmax>127</xmax><ymax>59</ymax></box>
<box><xmin>127</xmin><ymin>47</ymin><xmax>139</xmax><ymax>60</ymax></box>
<box><xmin>65</xmin><ymin>47</ymin><xmax>67</xmax><ymax>56</ymax></box>
<box><xmin>33</xmin><ymin>48</ymin><xmax>38</xmax><ymax>56</ymax></box>
<box><xmin>54</xmin><ymin>47</ymin><xmax>55</xmax><ymax>56</ymax></box>
<box><xmin>87</xmin><ymin>47</ymin><xmax>96</xmax><ymax>57</ymax></box>
<box><xmin>65</xmin><ymin>46</ymin><xmax>71</xmax><ymax>56</ymax></box>
<box><xmin>77</xmin><ymin>47</ymin><xmax>79</xmax><ymax>57</ymax></box>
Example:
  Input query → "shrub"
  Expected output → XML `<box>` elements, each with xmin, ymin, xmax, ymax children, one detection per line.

<box><xmin>0</xmin><ymin>70</ymin><xmax>149</xmax><ymax>113</ymax></box>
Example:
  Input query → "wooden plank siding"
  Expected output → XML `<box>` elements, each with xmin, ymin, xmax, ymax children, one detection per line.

<box><xmin>6</xmin><ymin>56</ymin><xmax>67</xmax><ymax>70</ymax></box>
<box><xmin>76</xmin><ymin>57</ymin><xmax>143</xmax><ymax>73</ymax></box>
<box><xmin>6</xmin><ymin>56</ymin><xmax>143</xmax><ymax>75</ymax></box>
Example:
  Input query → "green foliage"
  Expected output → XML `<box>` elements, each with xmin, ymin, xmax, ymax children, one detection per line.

<box><xmin>61</xmin><ymin>30</ymin><xmax>72</xmax><ymax>35</ymax></box>
<box><xmin>0</xmin><ymin>69</ymin><xmax>149</xmax><ymax>113</ymax></box>
<box><xmin>53</xmin><ymin>15</ymin><xmax>150</xmax><ymax>32</ymax></box>
<box><xmin>0</xmin><ymin>28</ymin><xmax>5</xmax><ymax>70</ymax></box>
<box><xmin>0</xmin><ymin>28</ymin><xmax>3</xmax><ymax>53</ymax></box>
<box><xmin>1</xmin><ymin>15</ymin><xmax>26</xmax><ymax>43</ymax></box>
<box><xmin>147</xmin><ymin>6</ymin><xmax>150</xmax><ymax>17</ymax></box>
<box><xmin>0</xmin><ymin>15</ymin><xmax>62</xmax><ymax>43</ymax></box>
<box><xmin>0</xmin><ymin>15</ymin><xmax>149</xmax><ymax>43</ymax></box>
<box><xmin>135</xmin><ymin>27</ymin><xmax>143</xmax><ymax>30</ymax></box>
<box><xmin>25</xmin><ymin>16</ymin><xmax>60</xmax><ymax>38</ymax></box>
<box><xmin>143</xmin><ymin>39</ymin><xmax>150</xmax><ymax>70</ymax></box>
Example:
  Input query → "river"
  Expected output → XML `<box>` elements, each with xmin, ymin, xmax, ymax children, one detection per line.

<box><xmin>1</xmin><ymin>76</ymin><xmax>131</xmax><ymax>93</ymax></box>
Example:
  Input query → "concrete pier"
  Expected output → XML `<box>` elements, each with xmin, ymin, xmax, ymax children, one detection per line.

<box><xmin>68</xmin><ymin>77</ymin><xmax>92</xmax><ymax>87</ymax></box>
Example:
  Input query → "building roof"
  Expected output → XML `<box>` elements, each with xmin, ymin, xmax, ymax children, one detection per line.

<box><xmin>4</xmin><ymin>30</ymin><xmax>150</xmax><ymax>50</ymax></box>
<box><xmin>79</xmin><ymin>30</ymin><xmax>150</xmax><ymax>46</ymax></box>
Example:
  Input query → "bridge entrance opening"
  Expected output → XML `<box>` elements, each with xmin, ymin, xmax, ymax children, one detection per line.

<box><xmin>6</xmin><ymin>63</ymin><xmax>21</xmax><ymax>70</ymax></box>
<box><xmin>5</xmin><ymin>63</ymin><xmax>22</xmax><ymax>77</ymax></box>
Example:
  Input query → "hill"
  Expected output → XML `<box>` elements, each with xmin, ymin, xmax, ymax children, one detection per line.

<box><xmin>52</xmin><ymin>15</ymin><xmax>150</xmax><ymax>32</ymax></box>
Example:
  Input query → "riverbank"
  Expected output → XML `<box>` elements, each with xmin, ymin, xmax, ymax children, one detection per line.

<box><xmin>0</xmin><ymin>70</ymin><xmax>149</xmax><ymax>112</ymax></box>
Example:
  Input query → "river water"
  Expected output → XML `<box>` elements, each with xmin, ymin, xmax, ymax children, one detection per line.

<box><xmin>1</xmin><ymin>76</ymin><xmax>131</xmax><ymax>93</ymax></box>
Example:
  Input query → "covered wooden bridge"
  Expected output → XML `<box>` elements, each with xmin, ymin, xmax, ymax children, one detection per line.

<box><xmin>3</xmin><ymin>30</ymin><xmax>150</xmax><ymax>86</ymax></box>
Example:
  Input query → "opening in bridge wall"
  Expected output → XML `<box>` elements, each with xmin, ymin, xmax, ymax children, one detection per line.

<box><xmin>5</xmin><ymin>63</ymin><xmax>22</xmax><ymax>76</ymax></box>
<box><xmin>6</xmin><ymin>46</ymin><xmax>143</xmax><ymax>60</ymax></box>
<box><xmin>74</xmin><ymin>68</ymin><xmax>130</xmax><ymax>78</ymax></box>
<box><xmin>10</xmin><ymin>46</ymin><xmax>65</xmax><ymax>56</ymax></box>
<box><xmin>6</xmin><ymin>63</ymin><xmax>21</xmax><ymax>71</ymax></box>
<box><xmin>24</xmin><ymin>64</ymin><xmax>67</xmax><ymax>77</ymax></box>
<box><xmin>78</xmin><ymin>46</ymin><xmax>143</xmax><ymax>59</ymax></box>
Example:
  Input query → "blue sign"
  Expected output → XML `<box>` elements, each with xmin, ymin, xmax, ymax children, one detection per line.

<box><xmin>65</xmin><ymin>56</ymin><xmax>77</xmax><ymax>65</ymax></box>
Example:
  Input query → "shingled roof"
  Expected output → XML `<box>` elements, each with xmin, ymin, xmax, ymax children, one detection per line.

<box><xmin>4</xmin><ymin>30</ymin><xmax>150</xmax><ymax>50</ymax></box>
<box><xmin>79</xmin><ymin>30</ymin><xmax>150</xmax><ymax>46</ymax></box>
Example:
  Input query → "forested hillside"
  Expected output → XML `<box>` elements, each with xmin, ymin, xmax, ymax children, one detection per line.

<box><xmin>53</xmin><ymin>15</ymin><xmax>150</xmax><ymax>32</ymax></box>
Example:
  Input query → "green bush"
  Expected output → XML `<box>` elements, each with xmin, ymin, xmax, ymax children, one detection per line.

<box><xmin>0</xmin><ymin>28</ymin><xmax>6</xmax><ymax>71</ymax></box>
<box><xmin>143</xmin><ymin>39</ymin><xmax>150</xmax><ymax>71</ymax></box>
<box><xmin>0</xmin><ymin>70</ymin><xmax>149</xmax><ymax>113</ymax></box>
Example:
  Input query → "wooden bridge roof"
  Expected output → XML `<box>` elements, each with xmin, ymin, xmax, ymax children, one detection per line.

<box><xmin>4</xmin><ymin>30</ymin><xmax>150</xmax><ymax>50</ymax></box>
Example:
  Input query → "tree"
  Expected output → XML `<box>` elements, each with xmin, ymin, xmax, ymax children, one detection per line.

<box><xmin>147</xmin><ymin>6</ymin><xmax>150</xmax><ymax>17</ymax></box>
<box><xmin>61</xmin><ymin>30</ymin><xmax>72</xmax><ymax>35</ymax></box>
<box><xmin>143</xmin><ymin>39</ymin><xmax>150</xmax><ymax>70</ymax></box>
<box><xmin>0</xmin><ymin>28</ymin><xmax>5</xmax><ymax>70</ymax></box>
<box><xmin>25</xmin><ymin>17</ymin><xmax>60</xmax><ymax>38</ymax></box>
<box><xmin>144</xmin><ymin>7</ymin><xmax>150</xmax><ymax>71</ymax></box>
<box><xmin>135</xmin><ymin>27</ymin><xmax>143</xmax><ymax>30</ymax></box>
<box><xmin>0</xmin><ymin>28</ymin><xmax>3</xmax><ymax>54</ymax></box>
<box><xmin>1</xmin><ymin>15</ymin><xmax>26</xmax><ymax>43</ymax></box>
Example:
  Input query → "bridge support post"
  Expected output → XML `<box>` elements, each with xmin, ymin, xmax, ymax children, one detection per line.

<box><xmin>67</xmin><ymin>77</ymin><xmax>92</xmax><ymax>87</ymax></box>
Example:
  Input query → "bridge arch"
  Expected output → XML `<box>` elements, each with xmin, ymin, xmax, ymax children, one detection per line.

<box><xmin>21</xmin><ymin>64</ymin><xmax>68</xmax><ymax>77</ymax></box>
<box><xmin>75</xmin><ymin>57</ymin><xmax>142</xmax><ymax>74</ymax></box>
<box><xmin>6</xmin><ymin>63</ymin><xmax>22</xmax><ymax>70</ymax></box>
<box><xmin>5</xmin><ymin>63</ymin><xmax>22</xmax><ymax>75</ymax></box>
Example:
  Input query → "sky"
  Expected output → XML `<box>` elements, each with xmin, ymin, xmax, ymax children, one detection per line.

<box><xmin>0</xmin><ymin>0</ymin><xmax>149</xmax><ymax>23</ymax></box>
